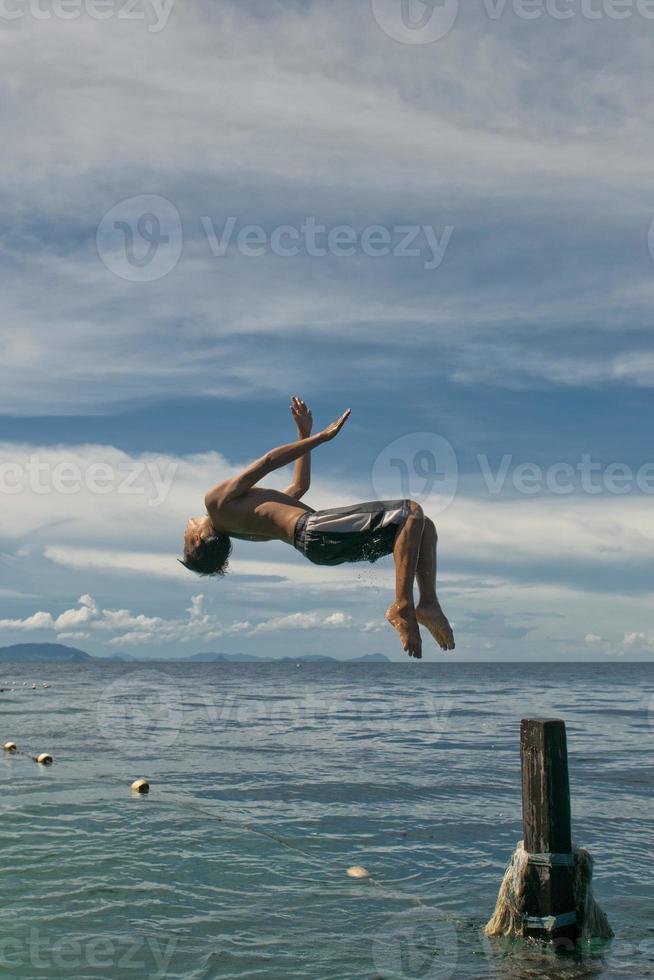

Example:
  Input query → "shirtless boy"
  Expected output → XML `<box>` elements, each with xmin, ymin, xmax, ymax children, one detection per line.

<box><xmin>180</xmin><ymin>398</ymin><xmax>455</xmax><ymax>659</ymax></box>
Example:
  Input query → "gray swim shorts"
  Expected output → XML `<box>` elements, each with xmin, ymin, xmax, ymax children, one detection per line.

<box><xmin>292</xmin><ymin>500</ymin><xmax>411</xmax><ymax>566</ymax></box>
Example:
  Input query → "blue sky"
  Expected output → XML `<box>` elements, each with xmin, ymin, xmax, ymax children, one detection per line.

<box><xmin>0</xmin><ymin>0</ymin><xmax>652</xmax><ymax>660</ymax></box>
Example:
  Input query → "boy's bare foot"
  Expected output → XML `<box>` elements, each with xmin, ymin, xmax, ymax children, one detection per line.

<box><xmin>385</xmin><ymin>602</ymin><xmax>422</xmax><ymax>659</ymax></box>
<box><xmin>415</xmin><ymin>602</ymin><xmax>455</xmax><ymax>651</ymax></box>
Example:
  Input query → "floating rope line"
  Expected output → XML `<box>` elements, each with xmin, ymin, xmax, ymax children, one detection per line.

<box><xmin>140</xmin><ymin>793</ymin><xmax>451</xmax><ymax>923</ymax></box>
<box><xmin>3</xmin><ymin>741</ymin><xmax>52</xmax><ymax>765</ymax></box>
<box><xmin>1</xmin><ymin>742</ymin><xmax>454</xmax><ymax>918</ymax></box>
<box><xmin>168</xmin><ymin>797</ymin><xmax>427</xmax><ymax>904</ymax></box>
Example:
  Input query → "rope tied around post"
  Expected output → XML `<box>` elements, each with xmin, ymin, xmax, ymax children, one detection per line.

<box><xmin>527</xmin><ymin>852</ymin><xmax>576</xmax><ymax>868</ymax></box>
<box><xmin>485</xmin><ymin>840</ymin><xmax>613</xmax><ymax>940</ymax></box>
<box><xmin>485</xmin><ymin>719</ymin><xmax>613</xmax><ymax>943</ymax></box>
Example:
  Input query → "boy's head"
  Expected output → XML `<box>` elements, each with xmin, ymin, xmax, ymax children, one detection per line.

<box><xmin>180</xmin><ymin>516</ymin><xmax>232</xmax><ymax>577</ymax></box>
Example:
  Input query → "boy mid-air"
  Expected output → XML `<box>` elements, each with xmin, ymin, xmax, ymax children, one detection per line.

<box><xmin>180</xmin><ymin>398</ymin><xmax>455</xmax><ymax>660</ymax></box>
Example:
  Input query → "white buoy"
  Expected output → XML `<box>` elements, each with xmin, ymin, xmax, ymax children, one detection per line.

<box><xmin>346</xmin><ymin>866</ymin><xmax>371</xmax><ymax>879</ymax></box>
<box><xmin>131</xmin><ymin>778</ymin><xmax>150</xmax><ymax>794</ymax></box>
<box><xmin>36</xmin><ymin>753</ymin><xmax>53</xmax><ymax>765</ymax></box>
<box><xmin>3</xmin><ymin>742</ymin><xmax>17</xmax><ymax>753</ymax></box>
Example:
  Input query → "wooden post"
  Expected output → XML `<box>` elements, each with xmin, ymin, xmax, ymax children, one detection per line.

<box><xmin>520</xmin><ymin>719</ymin><xmax>579</xmax><ymax>946</ymax></box>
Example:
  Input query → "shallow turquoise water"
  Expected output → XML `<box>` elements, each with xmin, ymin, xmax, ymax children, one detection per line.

<box><xmin>0</xmin><ymin>661</ymin><xmax>652</xmax><ymax>979</ymax></box>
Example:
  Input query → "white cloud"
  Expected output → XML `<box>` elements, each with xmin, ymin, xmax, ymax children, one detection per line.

<box><xmin>54</xmin><ymin>594</ymin><xmax>98</xmax><ymax>630</ymax></box>
<box><xmin>0</xmin><ymin>5</ymin><xmax>650</xmax><ymax>663</ymax></box>
<box><xmin>0</xmin><ymin>591</ymin><xmax>357</xmax><ymax>649</ymax></box>
<box><xmin>252</xmin><ymin>610</ymin><xmax>354</xmax><ymax>634</ymax></box>
<box><xmin>443</xmin><ymin>495</ymin><xmax>654</xmax><ymax>567</ymax></box>
<box><xmin>44</xmin><ymin>546</ymin><xmax>188</xmax><ymax>580</ymax></box>
<box><xmin>2</xmin><ymin>3</ymin><xmax>651</xmax><ymax>196</ymax></box>
<box><xmin>622</xmin><ymin>631</ymin><xmax>654</xmax><ymax>655</ymax></box>
<box><xmin>1</xmin><ymin>440</ymin><xmax>650</xmax><ymax>581</ymax></box>
<box><xmin>0</xmin><ymin>440</ymin><xmax>651</xmax><ymax>660</ymax></box>
<box><xmin>0</xmin><ymin>3</ymin><xmax>653</xmax><ymax>413</ymax></box>
<box><xmin>0</xmin><ymin>610</ymin><xmax>54</xmax><ymax>631</ymax></box>
<box><xmin>582</xmin><ymin>629</ymin><xmax>654</xmax><ymax>658</ymax></box>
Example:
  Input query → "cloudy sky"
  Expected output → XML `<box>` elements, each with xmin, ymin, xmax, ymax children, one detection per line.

<box><xmin>0</xmin><ymin>0</ymin><xmax>652</xmax><ymax>660</ymax></box>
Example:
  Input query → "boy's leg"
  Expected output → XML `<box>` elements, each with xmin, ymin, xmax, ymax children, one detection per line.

<box><xmin>385</xmin><ymin>500</ymin><xmax>425</xmax><ymax>659</ymax></box>
<box><xmin>415</xmin><ymin>517</ymin><xmax>455</xmax><ymax>651</ymax></box>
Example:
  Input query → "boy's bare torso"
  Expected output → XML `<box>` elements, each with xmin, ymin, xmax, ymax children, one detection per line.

<box><xmin>206</xmin><ymin>487</ymin><xmax>314</xmax><ymax>544</ymax></box>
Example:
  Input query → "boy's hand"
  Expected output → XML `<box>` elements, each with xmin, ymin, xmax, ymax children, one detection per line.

<box><xmin>291</xmin><ymin>396</ymin><xmax>313</xmax><ymax>437</ymax></box>
<box><xmin>320</xmin><ymin>408</ymin><xmax>351</xmax><ymax>442</ymax></box>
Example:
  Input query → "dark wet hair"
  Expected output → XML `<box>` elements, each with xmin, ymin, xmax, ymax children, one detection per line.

<box><xmin>179</xmin><ymin>533</ymin><xmax>232</xmax><ymax>577</ymax></box>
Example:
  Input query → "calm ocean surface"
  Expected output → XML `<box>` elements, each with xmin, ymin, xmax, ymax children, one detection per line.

<box><xmin>0</xmin><ymin>661</ymin><xmax>652</xmax><ymax>980</ymax></box>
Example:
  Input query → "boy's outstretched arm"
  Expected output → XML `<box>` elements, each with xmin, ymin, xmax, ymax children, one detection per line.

<box><xmin>284</xmin><ymin>396</ymin><xmax>313</xmax><ymax>499</ymax></box>
<box><xmin>205</xmin><ymin>407</ymin><xmax>350</xmax><ymax>509</ymax></box>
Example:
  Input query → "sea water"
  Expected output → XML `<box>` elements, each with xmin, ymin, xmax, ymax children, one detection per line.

<box><xmin>0</xmin><ymin>661</ymin><xmax>652</xmax><ymax>979</ymax></box>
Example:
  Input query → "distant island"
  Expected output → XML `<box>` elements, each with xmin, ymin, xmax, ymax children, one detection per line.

<box><xmin>0</xmin><ymin>642</ymin><xmax>391</xmax><ymax>665</ymax></box>
<box><xmin>0</xmin><ymin>643</ymin><xmax>92</xmax><ymax>663</ymax></box>
<box><xmin>178</xmin><ymin>651</ymin><xmax>390</xmax><ymax>664</ymax></box>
